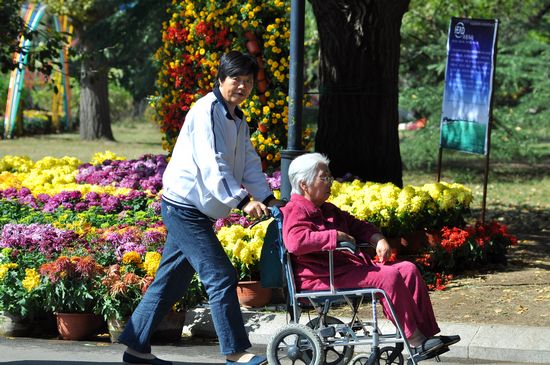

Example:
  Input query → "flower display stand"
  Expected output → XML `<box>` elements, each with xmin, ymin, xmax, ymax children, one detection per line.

<box><xmin>107</xmin><ymin>317</ymin><xmax>127</xmax><ymax>343</ymax></box>
<box><xmin>0</xmin><ymin>311</ymin><xmax>57</xmax><ymax>337</ymax></box>
<box><xmin>0</xmin><ymin>312</ymin><xmax>33</xmax><ymax>337</ymax></box>
<box><xmin>107</xmin><ymin>311</ymin><xmax>187</xmax><ymax>343</ymax></box>
<box><xmin>151</xmin><ymin>311</ymin><xmax>187</xmax><ymax>342</ymax></box>
<box><xmin>56</xmin><ymin>313</ymin><xmax>104</xmax><ymax>341</ymax></box>
<box><xmin>236</xmin><ymin>281</ymin><xmax>272</xmax><ymax>308</ymax></box>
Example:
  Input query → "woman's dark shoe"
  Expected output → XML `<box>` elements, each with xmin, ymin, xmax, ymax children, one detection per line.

<box><xmin>436</xmin><ymin>334</ymin><xmax>461</xmax><ymax>346</ymax></box>
<box><xmin>225</xmin><ymin>355</ymin><xmax>268</xmax><ymax>365</ymax></box>
<box><xmin>123</xmin><ymin>351</ymin><xmax>173</xmax><ymax>365</ymax></box>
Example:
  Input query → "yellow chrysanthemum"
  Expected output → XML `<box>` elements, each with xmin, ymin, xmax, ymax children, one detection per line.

<box><xmin>90</xmin><ymin>151</ymin><xmax>126</xmax><ymax>165</ymax></box>
<box><xmin>22</xmin><ymin>268</ymin><xmax>41</xmax><ymax>292</ymax></box>
<box><xmin>143</xmin><ymin>251</ymin><xmax>162</xmax><ymax>277</ymax></box>
<box><xmin>122</xmin><ymin>251</ymin><xmax>143</xmax><ymax>265</ymax></box>
<box><xmin>0</xmin><ymin>263</ymin><xmax>18</xmax><ymax>280</ymax></box>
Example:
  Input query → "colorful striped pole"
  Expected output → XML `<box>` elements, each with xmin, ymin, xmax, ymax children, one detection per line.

<box><xmin>3</xmin><ymin>3</ymin><xmax>48</xmax><ymax>139</ymax></box>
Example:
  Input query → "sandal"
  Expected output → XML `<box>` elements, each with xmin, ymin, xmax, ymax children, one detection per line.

<box><xmin>226</xmin><ymin>355</ymin><xmax>267</xmax><ymax>365</ymax></box>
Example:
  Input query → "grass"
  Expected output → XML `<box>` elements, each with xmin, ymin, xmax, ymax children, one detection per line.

<box><xmin>0</xmin><ymin>119</ymin><xmax>165</xmax><ymax>162</ymax></box>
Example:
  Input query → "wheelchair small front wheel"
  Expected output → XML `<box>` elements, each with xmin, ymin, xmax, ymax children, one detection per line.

<box><xmin>351</xmin><ymin>346</ymin><xmax>403</xmax><ymax>365</ymax></box>
<box><xmin>267</xmin><ymin>323</ymin><xmax>325</xmax><ymax>365</ymax></box>
<box><xmin>351</xmin><ymin>354</ymin><xmax>370</xmax><ymax>365</ymax></box>
<box><xmin>378</xmin><ymin>346</ymin><xmax>404</xmax><ymax>365</ymax></box>
<box><xmin>306</xmin><ymin>316</ymin><xmax>355</xmax><ymax>365</ymax></box>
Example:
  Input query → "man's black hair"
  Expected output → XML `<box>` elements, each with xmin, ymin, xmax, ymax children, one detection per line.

<box><xmin>214</xmin><ymin>50</ymin><xmax>259</xmax><ymax>87</ymax></box>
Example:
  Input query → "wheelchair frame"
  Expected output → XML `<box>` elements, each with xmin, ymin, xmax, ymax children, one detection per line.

<box><xmin>265</xmin><ymin>207</ymin><xmax>419</xmax><ymax>365</ymax></box>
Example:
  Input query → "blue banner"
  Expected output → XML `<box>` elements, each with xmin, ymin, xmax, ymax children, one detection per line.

<box><xmin>440</xmin><ymin>17</ymin><xmax>498</xmax><ymax>155</ymax></box>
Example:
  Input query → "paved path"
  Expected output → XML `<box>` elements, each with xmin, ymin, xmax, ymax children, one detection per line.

<box><xmin>0</xmin><ymin>336</ymin><xmax>539</xmax><ymax>365</ymax></box>
<box><xmin>183</xmin><ymin>308</ymin><xmax>550</xmax><ymax>364</ymax></box>
<box><xmin>1</xmin><ymin>308</ymin><xmax>548</xmax><ymax>365</ymax></box>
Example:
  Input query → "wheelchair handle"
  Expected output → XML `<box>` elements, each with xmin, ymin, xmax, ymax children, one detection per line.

<box><xmin>336</xmin><ymin>241</ymin><xmax>359</xmax><ymax>254</ymax></box>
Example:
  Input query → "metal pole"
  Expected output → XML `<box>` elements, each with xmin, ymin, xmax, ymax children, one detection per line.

<box><xmin>436</xmin><ymin>147</ymin><xmax>443</xmax><ymax>182</ymax></box>
<box><xmin>280</xmin><ymin>0</ymin><xmax>306</xmax><ymax>201</ymax></box>
<box><xmin>481</xmin><ymin>19</ymin><xmax>499</xmax><ymax>224</ymax></box>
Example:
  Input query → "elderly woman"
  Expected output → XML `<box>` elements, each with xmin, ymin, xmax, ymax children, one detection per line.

<box><xmin>280</xmin><ymin>153</ymin><xmax>459</xmax><ymax>359</ymax></box>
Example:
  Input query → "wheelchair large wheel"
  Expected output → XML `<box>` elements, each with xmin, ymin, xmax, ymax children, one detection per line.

<box><xmin>306</xmin><ymin>316</ymin><xmax>355</xmax><ymax>365</ymax></box>
<box><xmin>267</xmin><ymin>323</ymin><xmax>325</xmax><ymax>365</ymax></box>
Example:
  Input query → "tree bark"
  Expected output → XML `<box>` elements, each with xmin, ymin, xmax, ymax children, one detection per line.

<box><xmin>311</xmin><ymin>0</ymin><xmax>409</xmax><ymax>187</ymax></box>
<box><xmin>131</xmin><ymin>97</ymin><xmax>148</xmax><ymax>118</ymax></box>
<box><xmin>79</xmin><ymin>35</ymin><xmax>114</xmax><ymax>141</ymax></box>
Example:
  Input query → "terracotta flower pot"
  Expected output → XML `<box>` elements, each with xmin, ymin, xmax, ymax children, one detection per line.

<box><xmin>236</xmin><ymin>280</ymin><xmax>272</xmax><ymax>308</ymax></box>
<box><xmin>246</xmin><ymin>40</ymin><xmax>260</xmax><ymax>55</ymax></box>
<box><xmin>244</xmin><ymin>31</ymin><xmax>256</xmax><ymax>41</ymax></box>
<box><xmin>400</xmin><ymin>230</ymin><xmax>430</xmax><ymax>254</ymax></box>
<box><xmin>56</xmin><ymin>313</ymin><xmax>104</xmax><ymax>341</ymax></box>
<box><xmin>257</xmin><ymin>122</ymin><xmax>268</xmax><ymax>133</ymax></box>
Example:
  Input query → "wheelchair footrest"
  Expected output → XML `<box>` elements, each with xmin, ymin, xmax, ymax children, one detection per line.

<box><xmin>407</xmin><ymin>346</ymin><xmax>449</xmax><ymax>364</ymax></box>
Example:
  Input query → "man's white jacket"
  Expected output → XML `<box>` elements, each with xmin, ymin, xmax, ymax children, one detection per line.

<box><xmin>162</xmin><ymin>88</ymin><xmax>273</xmax><ymax>219</ymax></box>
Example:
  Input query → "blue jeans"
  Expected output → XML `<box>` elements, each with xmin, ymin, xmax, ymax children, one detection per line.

<box><xmin>118</xmin><ymin>201</ymin><xmax>251</xmax><ymax>355</ymax></box>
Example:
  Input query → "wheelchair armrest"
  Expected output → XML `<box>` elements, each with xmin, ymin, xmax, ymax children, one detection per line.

<box><xmin>336</xmin><ymin>241</ymin><xmax>358</xmax><ymax>254</ymax></box>
<box><xmin>357</xmin><ymin>242</ymin><xmax>375</xmax><ymax>249</ymax></box>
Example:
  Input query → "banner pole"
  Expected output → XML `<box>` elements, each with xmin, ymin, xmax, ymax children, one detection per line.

<box><xmin>436</xmin><ymin>147</ymin><xmax>443</xmax><ymax>182</ymax></box>
<box><xmin>481</xmin><ymin>19</ymin><xmax>499</xmax><ymax>224</ymax></box>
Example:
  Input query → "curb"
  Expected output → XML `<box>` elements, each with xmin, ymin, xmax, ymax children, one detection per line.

<box><xmin>183</xmin><ymin>307</ymin><xmax>550</xmax><ymax>364</ymax></box>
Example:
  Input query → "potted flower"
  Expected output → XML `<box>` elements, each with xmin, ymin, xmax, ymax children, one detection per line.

<box><xmin>96</xmin><ymin>250</ymin><xmax>204</xmax><ymax>342</ymax></box>
<box><xmin>39</xmin><ymin>255</ymin><xmax>105</xmax><ymax>340</ymax></box>
<box><xmin>0</xmin><ymin>248</ymin><xmax>52</xmax><ymax>336</ymax></box>
<box><xmin>95</xmin><ymin>251</ymin><xmax>154</xmax><ymax>342</ymax></box>
<box><xmin>0</xmin><ymin>223</ymin><xmax>84</xmax><ymax>337</ymax></box>
<box><xmin>217</xmin><ymin>218</ymin><xmax>273</xmax><ymax>308</ymax></box>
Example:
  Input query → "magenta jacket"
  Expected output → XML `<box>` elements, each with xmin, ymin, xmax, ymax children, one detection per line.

<box><xmin>281</xmin><ymin>194</ymin><xmax>380</xmax><ymax>291</ymax></box>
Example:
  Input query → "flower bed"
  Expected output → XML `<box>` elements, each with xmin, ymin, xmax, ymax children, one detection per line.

<box><xmin>0</xmin><ymin>151</ymin><xmax>517</xmax><ymax>337</ymax></box>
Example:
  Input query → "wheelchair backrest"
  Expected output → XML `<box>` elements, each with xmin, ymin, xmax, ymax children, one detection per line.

<box><xmin>260</xmin><ymin>206</ymin><xmax>299</xmax><ymax>308</ymax></box>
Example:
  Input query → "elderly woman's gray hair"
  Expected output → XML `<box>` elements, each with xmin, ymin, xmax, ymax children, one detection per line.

<box><xmin>288</xmin><ymin>153</ymin><xmax>330</xmax><ymax>195</ymax></box>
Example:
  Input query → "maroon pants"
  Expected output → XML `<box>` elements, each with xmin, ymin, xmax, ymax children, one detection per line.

<box><xmin>351</xmin><ymin>260</ymin><xmax>440</xmax><ymax>338</ymax></box>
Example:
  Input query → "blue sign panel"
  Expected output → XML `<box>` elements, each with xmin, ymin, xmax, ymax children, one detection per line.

<box><xmin>440</xmin><ymin>17</ymin><xmax>498</xmax><ymax>155</ymax></box>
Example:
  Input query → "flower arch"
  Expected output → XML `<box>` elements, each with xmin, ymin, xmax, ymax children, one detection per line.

<box><xmin>155</xmin><ymin>0</ymin><xmax>312</xmax><ymax>171</ymax></box>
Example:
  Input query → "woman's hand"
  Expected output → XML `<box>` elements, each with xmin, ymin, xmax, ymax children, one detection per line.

<box><xmin>243</xmin><ymin>201</ymin><xmax>269</xmax><ymax>219</ymax></box>
<box><xmin>372</xmin><ymin>233</ymin><xmax>391</xmax><ymax>263</ymax></box>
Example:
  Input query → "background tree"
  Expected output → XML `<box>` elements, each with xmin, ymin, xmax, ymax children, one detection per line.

<box><xmin>41</xmin><ymin>0</ymin><xmax>169</xmax><ymax>140</ymax></box>
<box><xmin>41</xmin><ymin>0</ymin><xmax>118</xmax><ymax>140</ymax></box>
<box><xmin>311</xmin><ymin>0</ymin><xmax>410</xmax><ymax>187</ymax></box>
<box><xmin>102</xmin><ymin>0</ymin><xmax>169</xmax><ymax>117</ymax></box>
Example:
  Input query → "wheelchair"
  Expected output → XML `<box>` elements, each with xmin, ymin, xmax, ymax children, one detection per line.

<box><xmin>262</xmin><ymin>207</ymin><xmax>426</xmax><ymax>365</ymax></box>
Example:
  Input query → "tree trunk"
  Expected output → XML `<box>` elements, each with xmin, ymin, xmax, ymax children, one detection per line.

<box><xmin>311</xmin><ymin>0</ymin><xmax>409</xmax><ymax>187</ymax></box>
<box><xmin>79</xmin><ymin>36</ymin><xmax>114</xmax><ymax>141</ymax></box>
<box><xmin>131</xmin><ymin>97</ymin><xmax>147</xmax><ymax>118</ymax></box>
